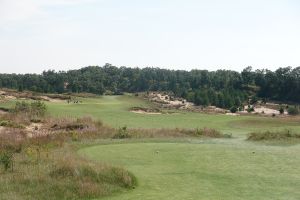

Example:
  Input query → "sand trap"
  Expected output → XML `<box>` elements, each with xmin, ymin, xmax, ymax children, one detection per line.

<box><xmin>254</xmin><ymin>106</ymin><xmax>280</xmax><ymax>115</ymax></box>
<box><xmin>131</xmin><ymin>110</ymin><xmax>162</xmax><ymax>115</ymax></box>
<box><xmin>40</xmin><ymin>96</ymin><xmax>65</xmax><ymax>103</ymax></box>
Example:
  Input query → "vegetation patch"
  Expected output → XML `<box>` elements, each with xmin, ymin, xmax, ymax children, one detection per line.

<box><xmin>195</xmin><ymin>127</ymin><xmax>232</xmax><ymax>138</ymax></box>
<box><xmin>0</xmin><ymin>128</ymin><xmax>136</xmax><ymax>200</ymax></box>
<box><xmin>0</xmin><ymin>120</ymin><xmax>25</xmax><ymax>129</ymax></box>
<box><xmin>247</xmin><ymin>130</ymin><xmax>300</xmax><ymax>143</ymax></box>
<box><xmin>127</xmin><ymin>127</ymin><xmax>231</xmax><ymax>139</ymax></box>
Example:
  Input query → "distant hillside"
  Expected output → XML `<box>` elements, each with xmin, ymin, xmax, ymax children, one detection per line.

<box><xmin>0</xmin><ymin>64</ymin><xmax>299</xmax><ymax>108</ymax></box>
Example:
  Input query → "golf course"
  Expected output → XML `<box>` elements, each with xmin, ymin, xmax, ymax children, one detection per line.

<box><xmin>1</xmin><ymin>94</ymin><xmax>300</xmax><ymax>200</ymax></box>
<box><xmin>39</xmin><ymin>95</ymin><xmax>300</xmax><ymax>199</ymax></box>
<box><xmin>46</xmin><ymin>95</ymin><xmax>300</xmax><ymax>132</ymax></box>
<box><xmin>2</xmin><ymin>1</ymin><xmax>300</xmax><ymax>199</ymax></box>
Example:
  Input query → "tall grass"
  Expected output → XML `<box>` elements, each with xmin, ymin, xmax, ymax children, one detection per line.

<box><xmin>247</xmin><ymin>130</ymin><xmax>300</xmax><ymax>143</ymax></box>
<box><xmin>0</xmin><ymin>130</ymin><xmax>136</xmax><ymax>200</ymax></box>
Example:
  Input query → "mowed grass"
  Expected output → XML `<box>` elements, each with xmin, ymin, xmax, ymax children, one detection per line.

<box><xmin>46</xmin><ymin>95</ymin><xmax>300</xmax><ymax>135</ymax></box>
<box><xmin>79</xmin><ymin>140</ymin><xmax>300</xmax><ymax>200</ymax></box>
<box><xmin>2</xmin><ymin>95</ymin><xmax>300</xmax><ymax>136</ymax></box>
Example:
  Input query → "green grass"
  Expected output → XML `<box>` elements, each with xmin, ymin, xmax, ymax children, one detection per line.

<box><xmin>2</xmin><ymin>95</ymin><xmax>300</xmax><ymax>136</ymax></box>
<box><xmin>79</xmin><ymin>139</ymin><xmax>300</xmax><ymax>200</ymax></box>
<box><xmin>46</xmin><ymin>95</ymin><xmax>300</xmax><ymax>135</ymax></box>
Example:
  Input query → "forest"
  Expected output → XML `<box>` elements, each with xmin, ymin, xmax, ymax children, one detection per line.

<box><xmin>1</xmin><ymin>64</ymin><xmax>300</xmax><ymax>109</ymax></box>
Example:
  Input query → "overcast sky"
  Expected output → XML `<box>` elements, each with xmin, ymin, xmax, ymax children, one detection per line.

<box><xmin>0</xmin><ymin>0</ymin><xmax>300</xmax><ymax>74</ymax></box>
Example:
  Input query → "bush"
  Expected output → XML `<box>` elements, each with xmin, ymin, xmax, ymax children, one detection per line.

<box><xmin>230</xmin><ymin>106</ymin><xmax>238</xmax><ymax>113</ymax></box>
<box><xmin>14</xmin><ymin>101</ymin><xmax>31</xmax><ymax>113</ymax></box>
<box><xmin>114</xmin><ymin>126</ymin><xmax>131</xmax><ymax>139</ymax></box>
<box><xmin>279</xmin><ymin>107</ymin><xmax>284</xmax><ymax>114</ymax></box>
<box><xmin>0</xmin><ymin>150</ymin><xmax>14</xmax><ymax>171</ymax></box>
<box><xmin>30</xmin><ymin>101</ymin><xmax>47</xmax><ymax>117</ymax></box>
<box><xmin>14</xmin><ymin>101</ymin><xmax>47</xmax><ymax>118</ymax></box>
<box><xmin>247</xmin><ymin>107</ymin><xmax>255</xmax><ymax>113</ymax></box>
<box><xmin>287</xmin><ymin>107</ymin><xmax>299</xmax><ymax>115</ymax></box>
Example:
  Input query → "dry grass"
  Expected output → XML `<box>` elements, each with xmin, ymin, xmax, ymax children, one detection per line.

<box><xmin>0</xmin><ymin>128</ymin><xmax>136</xmax><ymax>200</ymax></box>
<box><xmin>247</xmin><ymin>130</ymin><xmax>300</xmax><ymax>142</ymax></box>
<box><xmin>122</xmin><ymin>127</ymin><xmax>231</xmax><ymax>139</ymax></box>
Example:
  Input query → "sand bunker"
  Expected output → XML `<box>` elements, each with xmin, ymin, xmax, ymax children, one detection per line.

<box><xmin>40</xmin><ymin>96</ymin><xmax>65</xmax><ymax>102</ymax></box>
<box><xmin>130</xmin><ymin>107</ymin><xmax>162</xmax><ymax>115</ymax></box>
<box><xmin>241</xmin><ymin>105</ymin><xmax>285</xmax><ymax>115</ymax></box>
<box><xmin>131</xmin><ymin>110</ymin><xmax>162</xmax><ymax>115</ymax></box>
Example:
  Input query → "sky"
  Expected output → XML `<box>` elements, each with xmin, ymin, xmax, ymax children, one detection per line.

<box><xmin>0</xmin><ymin>0</ymin><xmax>300</xmax><ymax>74</ymax></box>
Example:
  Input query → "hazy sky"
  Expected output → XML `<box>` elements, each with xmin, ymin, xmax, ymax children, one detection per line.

<box><xmin>1</xmin><ymin>0</ymin><xmax>300</xmax><ymax>74</ymax></box>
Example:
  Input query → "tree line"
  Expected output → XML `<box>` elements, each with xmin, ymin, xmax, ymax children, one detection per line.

<box><xmin>0</xmin><ymin>64</ymin><xmax>299</xmax><ymax>109</ymax></box>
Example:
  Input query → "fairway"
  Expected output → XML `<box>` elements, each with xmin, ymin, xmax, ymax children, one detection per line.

<box><xmin>44</xmin><ymin>95</ymin><xmax>300</xmax><ymax>135</ymax></box>
<box><xmin>79</xmin><ymin>140</ymin><xmax>300</xmax><ymax>200</ymax></box>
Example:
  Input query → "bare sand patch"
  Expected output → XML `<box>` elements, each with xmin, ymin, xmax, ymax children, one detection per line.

<box><xmin>4</xmin><ymin>95</ymin><xmax>16</xmax><ymax>100</ymax></box>
<box><xmin>0</xmin><ymin>110</ymin><xmax>7</xmax><ymax>115</ymax></box>
<box><xmin>40</xmin><ymin>96</ymin><xmax>65</xmax><ymax>103</ymax></box>
<box><xmin>25</xmin><ymin>123</ymin><xmax>49</xmax><ymax>138</ymax></box>
<box><xmin>254</xmin><ymin>106</ymin><xmax>280</xmax><ymax>115</ymax></box>
<box><xmin>131</xmin><ymin>110</ymin><xmax>162</xmax><ymax>115</ymax></box>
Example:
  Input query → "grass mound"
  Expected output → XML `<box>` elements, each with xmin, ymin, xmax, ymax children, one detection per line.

<box><xmin>247</xmin><ymin>130</ymin><xmax>300</xmax><ymax>143</ymax></box>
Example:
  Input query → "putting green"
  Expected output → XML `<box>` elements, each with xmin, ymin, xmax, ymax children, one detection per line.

<box><xmin>79</xmin><ymin>140</ymin><xmax>300</xmax><ymax>200</ymax></box>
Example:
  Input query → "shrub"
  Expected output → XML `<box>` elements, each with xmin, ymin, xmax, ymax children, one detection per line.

<box><xmin>247</xmin><ymin>107</ymin><xmax>255</xmax><ymax>113</ymax></box>
<box><xmin>14</xmin><ymin>101</ymin><xmax>31</xmax><ymax>113</ymax></box>
<box><xmin>14</xmin><ymin>101</ymin><xmax>47</xmax><ymax>118</ymax></box>
<box><xmin>30</xmin><ymin>101</ymin><xmax>47</xmax><ymax>117</ymax></box>
<box><xmin>279</xmin><ymin>107</ymin><xmax>284</xmax><ymax>114</ymax></box>
<box><xmin>230</xmin><ymin>106</ymin><xmax>238</xmax><ymax>113</ymax></box>
<box><xmin>114</xmin><ymin>126</ymin><xmax>131</xmax><ymax>139</ymax></box>
<box><xmin>287</xmin><ymin>107</ymin><xmax>299</xmax><ymax>115</ymax></box>
<box><xmin>0</xmin><ymin>150</ymin><xmax>14</xmax><ymax>171</ymax></box>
